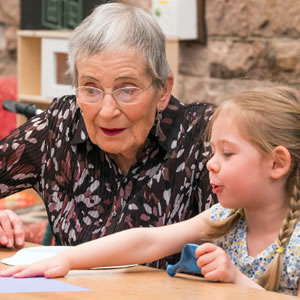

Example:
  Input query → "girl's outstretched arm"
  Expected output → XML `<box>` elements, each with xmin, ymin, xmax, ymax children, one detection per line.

<box><xmin>0</xmin><ymin>209</ymin><xmax>211</xmax><ymax>278</ymax></box>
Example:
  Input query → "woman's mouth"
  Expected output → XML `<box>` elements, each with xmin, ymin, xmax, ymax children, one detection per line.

<box><xmin>101</xmin><ymin>128</ymin><xmax>125</xmax><ymax>136</ymax></box>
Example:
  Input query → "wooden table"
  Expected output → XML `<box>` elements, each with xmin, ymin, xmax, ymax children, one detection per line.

<box><xmin>0</xmin><ymin>244</ymin><xmax>296</xmax><ymax>299</ymax></box>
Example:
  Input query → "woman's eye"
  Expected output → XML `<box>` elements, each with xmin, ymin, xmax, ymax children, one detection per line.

<box><xmin>87</xmin><ymin>89</ymin><xmax>100</xmax><ymax>97</ymax></box>
<box><xmin>120</xmin><ymin>88</ymin><xmax>132</xmax><ymax>95</ymax></box>
<box><xmin>86</xmin><ymin>88</ymin><xmax>95</xmax><ymax>93</ymax></box>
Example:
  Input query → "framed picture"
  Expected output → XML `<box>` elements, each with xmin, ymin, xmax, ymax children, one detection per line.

<box><xmin>41</xmin><ymin>37</ymin><xmax>74</xmax><ymax>99</ymax></box>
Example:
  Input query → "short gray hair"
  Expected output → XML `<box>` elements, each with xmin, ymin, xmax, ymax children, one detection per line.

<box><xmin>68</xmin><ymin>2</ymin><xmax>171</xmax><ymax>89</ymax></box>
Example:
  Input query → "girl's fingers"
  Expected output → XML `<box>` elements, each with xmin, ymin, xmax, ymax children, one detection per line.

<box><xmin>44</xmin><ymin>265</ymin><xmax>67</xmax><ymax>278</ymax></box>
<box><xmin>0</xmin><ymin>265</ymin><xmax>27</xmax><ymax>277</ymax></box>
<box><xmin>195</xmin><ymin>243</ymin><xmax>217</xmax><ymax>257</ymax></box>
<box><xmin>202</xmin><ymin>268</ymin><xmax>219</xmax><ymax>281</ymax></box>
<box><xmin>13</xmin><ymin>267</ymin><xmax>45</xmax><ymax>278</ymax></box>
<box><xmin>195</xmin><ymin>243</ymin><xmax>217</xmax><ymax>268</ymax></box>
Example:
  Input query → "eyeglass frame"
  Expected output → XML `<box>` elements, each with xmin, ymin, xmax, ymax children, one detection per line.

<box><xmin>75</xmin><ymin>81</ymin><xmax>153</xmax><ymax>106</ymax></box>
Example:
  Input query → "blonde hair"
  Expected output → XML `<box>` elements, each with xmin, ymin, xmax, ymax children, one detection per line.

<box><xmin>205</xmin><ymin>86</ymin><xmax>300</xmax><ymax>291</ymax></box>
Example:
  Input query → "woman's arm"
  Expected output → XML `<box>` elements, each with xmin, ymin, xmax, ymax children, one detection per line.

<box><xmin>0</xmin><ymin>209</ymin><xmax>211</xmax><ymax>278</ymax></box>
<box><xmin>0</xmin><ymin>114</ymin><xmax>49</xmax><ymax>248</ymax></box>
<box><xmin>0</xmin><ymin>112</ymin><xmax>50</xmax><ymax>248</ymax></box>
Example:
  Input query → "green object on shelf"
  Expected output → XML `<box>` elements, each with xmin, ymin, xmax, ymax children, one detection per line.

<box><xmin>41</xmin><ymin>0</ymin><xmax>83</xmax><ymax>29</ymax></box>
<box><xmin>154</xmin><ymin>8</ymin><xmax>162</xmax><ymax>17</ymax></box>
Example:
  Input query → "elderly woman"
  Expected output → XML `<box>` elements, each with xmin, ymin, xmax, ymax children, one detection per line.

<box><xmin>0</xmin><ymin>3</ymin><xmax>217</xmax><ymax>269</ymax></box>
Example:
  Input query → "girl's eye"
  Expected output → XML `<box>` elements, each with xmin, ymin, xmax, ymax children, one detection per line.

<box><xmin>223</xmin><ymin>152</ymin><xmax>233</xmax><ymax>157</ymax></box>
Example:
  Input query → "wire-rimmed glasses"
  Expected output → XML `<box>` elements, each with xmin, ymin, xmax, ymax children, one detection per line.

<box><xmin>75</xmin><ymin>82</ymin><xmax>152</xmax><ymax>105</ymax></box>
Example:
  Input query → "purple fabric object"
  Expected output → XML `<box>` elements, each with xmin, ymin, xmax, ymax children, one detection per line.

<box><xmin>0</xmin><ymin>277</ymin><xmax>89</xmax><ymax>293</ymax></box>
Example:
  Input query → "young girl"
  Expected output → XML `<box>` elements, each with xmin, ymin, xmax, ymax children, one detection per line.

<box><xmin>1</xmin><ymin>86</ymin><xmax>299</xmax><ymax>296</ymax></box>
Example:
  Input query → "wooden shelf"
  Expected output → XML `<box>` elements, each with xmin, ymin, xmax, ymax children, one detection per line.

<box><xmin>17</xmin><ymin>30</ymin><xmax>72</xmax><ymax>112</ymax></box>
<box><xmin>18</xmin><ymin>94</ymin><xmax>53</xmax><ymax>104</ymax></box>
<box><xmin>18</xmin><ymin>30</ymin><xmax>70</xmax><ymax>39</ymax></box>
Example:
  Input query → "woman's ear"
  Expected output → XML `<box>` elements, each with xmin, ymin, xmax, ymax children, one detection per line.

<box><xmin>270</xmin><ymin>146</ymin><xmax>291</xmax><ymax>179</ymax></box>
<box><xmin>157</xmin><ymin>75</ymin><xmax>174</xmax><ymax>110</ymax></box>
<box><xmin>76</xmin><ymin>94</ymin><xmax>82</xmax><ymax>110</ymax></box>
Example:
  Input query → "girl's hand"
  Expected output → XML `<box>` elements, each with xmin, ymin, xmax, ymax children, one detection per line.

<box><xmin>0</xmin><ymin>253</ymin><xmax>70</xmax><ymax>278</ymax></box>
<box><xmin>195</xmin><ymin>243</ymin><xmax>238</xmax><ymax>283</ymax></box>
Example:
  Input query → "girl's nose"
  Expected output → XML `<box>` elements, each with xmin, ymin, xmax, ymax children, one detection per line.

<box><xmin>206</xmin><ymin>154</ymin><xmax>219</xmax><ymax>173</ymax></box>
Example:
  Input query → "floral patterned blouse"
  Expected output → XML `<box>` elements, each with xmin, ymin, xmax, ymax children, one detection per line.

<box><xmin>210</xmin><ymin>203</ymin><xmax>300</xmax><ymax>296</ymax></box>
<box><xmin>0</xmin><ymin>95</ymin><xmax>217</xmax><ymax>269</ymax></box>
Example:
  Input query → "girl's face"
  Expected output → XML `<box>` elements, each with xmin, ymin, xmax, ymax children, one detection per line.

<box><xmin>206</xmin><ymin>113</ymin><xmax>273</xmax><ymax>210</ymax></box>
<box><xmin>76</xmin><ymin>50</ymin><xmax>171</xmax><ymax>161</ymax></box>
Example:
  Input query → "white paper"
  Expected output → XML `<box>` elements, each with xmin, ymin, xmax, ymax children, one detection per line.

<box><xmin>1</xmin><ymin>246</ymin><xmax>72</xmax><ymax>266</ymax></box>
<box><xmin>1</xmin><ymin>246</ymin><xmax>137</xmax><ymax>269</ymax></box>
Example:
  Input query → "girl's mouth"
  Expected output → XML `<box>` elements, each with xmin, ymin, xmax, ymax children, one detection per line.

<box><xmin>211</xmin><ymin>183</ymin><xmax>223</xmax><ymax>194</ymax></box>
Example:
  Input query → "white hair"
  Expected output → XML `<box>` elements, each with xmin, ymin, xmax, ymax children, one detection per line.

<box><xmin>68</xmin><ymin>2</ymin><xmax>171</xmax><ymax>89</ymax></box>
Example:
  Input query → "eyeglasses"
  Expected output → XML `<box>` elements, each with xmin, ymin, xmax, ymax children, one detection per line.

<box><xmin>75</xmin><ymin>82</ymin><xmax>152</xmax><ymax>105</ymax></box>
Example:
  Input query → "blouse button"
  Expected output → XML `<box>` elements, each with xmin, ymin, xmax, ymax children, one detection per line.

<box><xmin>112</xmin><ymin>211</ymin><xmax>117</xmax><ymax>217</ymax></box>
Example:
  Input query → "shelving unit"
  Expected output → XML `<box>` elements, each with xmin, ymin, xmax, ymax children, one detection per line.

<box><xmin>17</xmin><ymin>30</ymin><xmax>70</xmax><ymax>124</ymax></box>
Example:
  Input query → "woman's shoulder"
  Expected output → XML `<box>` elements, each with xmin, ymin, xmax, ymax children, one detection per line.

<box><xmin>47</xmin><ymin>94</ymin><xmax>77</xmax><ymax>112</ymax></box>
<box><xmin>169</xmin><ymin>96</ymin><xmax>215</xmax><ymax>118</ymax></box>
<box><xmin>44</xmin><ymin>94</ymin><xmax>82</xmax><ymax>137</ymax></box>
<box><xmin>167</xmin><ymin>96</ymin><xmax>215</xmax><ymax>138</ymax></box>
<box><xmin>182</xmin><ymin>100</ymin><xmax>215</xmax><ymax>121</ymax></box>
<box><xmin>46</xmin><ymin>94</ymin><xmax>79</xmax><ymax>122</ymax></box>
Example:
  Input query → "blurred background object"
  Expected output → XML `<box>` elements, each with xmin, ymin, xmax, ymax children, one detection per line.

<box><xmin>0</xmin><ymin>76</ymin><xmax>17</xmax><ymax>140</ymax></box>
<box><xmin>21</xmin><ymin>0</ymin><xmax>110</xmax><ymax>30</ymax></box>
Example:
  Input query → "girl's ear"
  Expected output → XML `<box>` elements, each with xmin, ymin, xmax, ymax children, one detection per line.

<box><xmin>157</xmin><ymin>75</ymin><xmax>174</xmax><ymax>111</ymax></box>
<box><xmin>270</xmin><ymin>146</ymin><xmax>291</xmax><ymax>179</ymax></box>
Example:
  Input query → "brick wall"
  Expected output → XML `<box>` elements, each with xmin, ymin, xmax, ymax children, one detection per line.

<box><xmin>179</xmin><ymin>0</ymin><xmax>300</xmax><ymax>104</ymax></box>
<box><xmin>1</xmin><ymin>0</ymin><xmax>300</xmax><ymax>104</ymax></box>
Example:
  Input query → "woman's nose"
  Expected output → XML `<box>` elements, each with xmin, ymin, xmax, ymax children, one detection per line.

<box><xmin>98</xmin><ymin>93</ymin><xmax>120</xmax><ymax>118</ymax></box>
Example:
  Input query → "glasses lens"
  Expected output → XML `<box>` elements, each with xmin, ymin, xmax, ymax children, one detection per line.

<box><xmin>77</xmin><ymin>87</ymin><xmax>103</xmax><ymax>103</ymax></box>
<box><xmin>114</xmin><ymin>87</ymin><xmax>141</xmax><ymax>104</ymax></box>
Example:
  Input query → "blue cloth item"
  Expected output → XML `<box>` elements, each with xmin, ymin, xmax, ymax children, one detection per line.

<box><xmin>166</xmin><ymin>243</ymin><xmax>202</xmax><ymax>277</ymax></box>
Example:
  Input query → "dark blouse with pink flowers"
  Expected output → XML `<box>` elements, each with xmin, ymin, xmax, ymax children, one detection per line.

<box><xmin>0</xmin><ymin>94</ymin><xmax>217</xmax><ymax>269</ymax></box>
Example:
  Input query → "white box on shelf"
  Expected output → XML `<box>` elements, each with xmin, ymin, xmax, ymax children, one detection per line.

<box><xmin>41</xmin><ymin>37</ymin><xmax>74</xmax><ymax>99</ymax></box>
<box><xmin>152</xmin><ymin>0</ymin><xmax>198</xmax><ymax>40</ymax></box>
